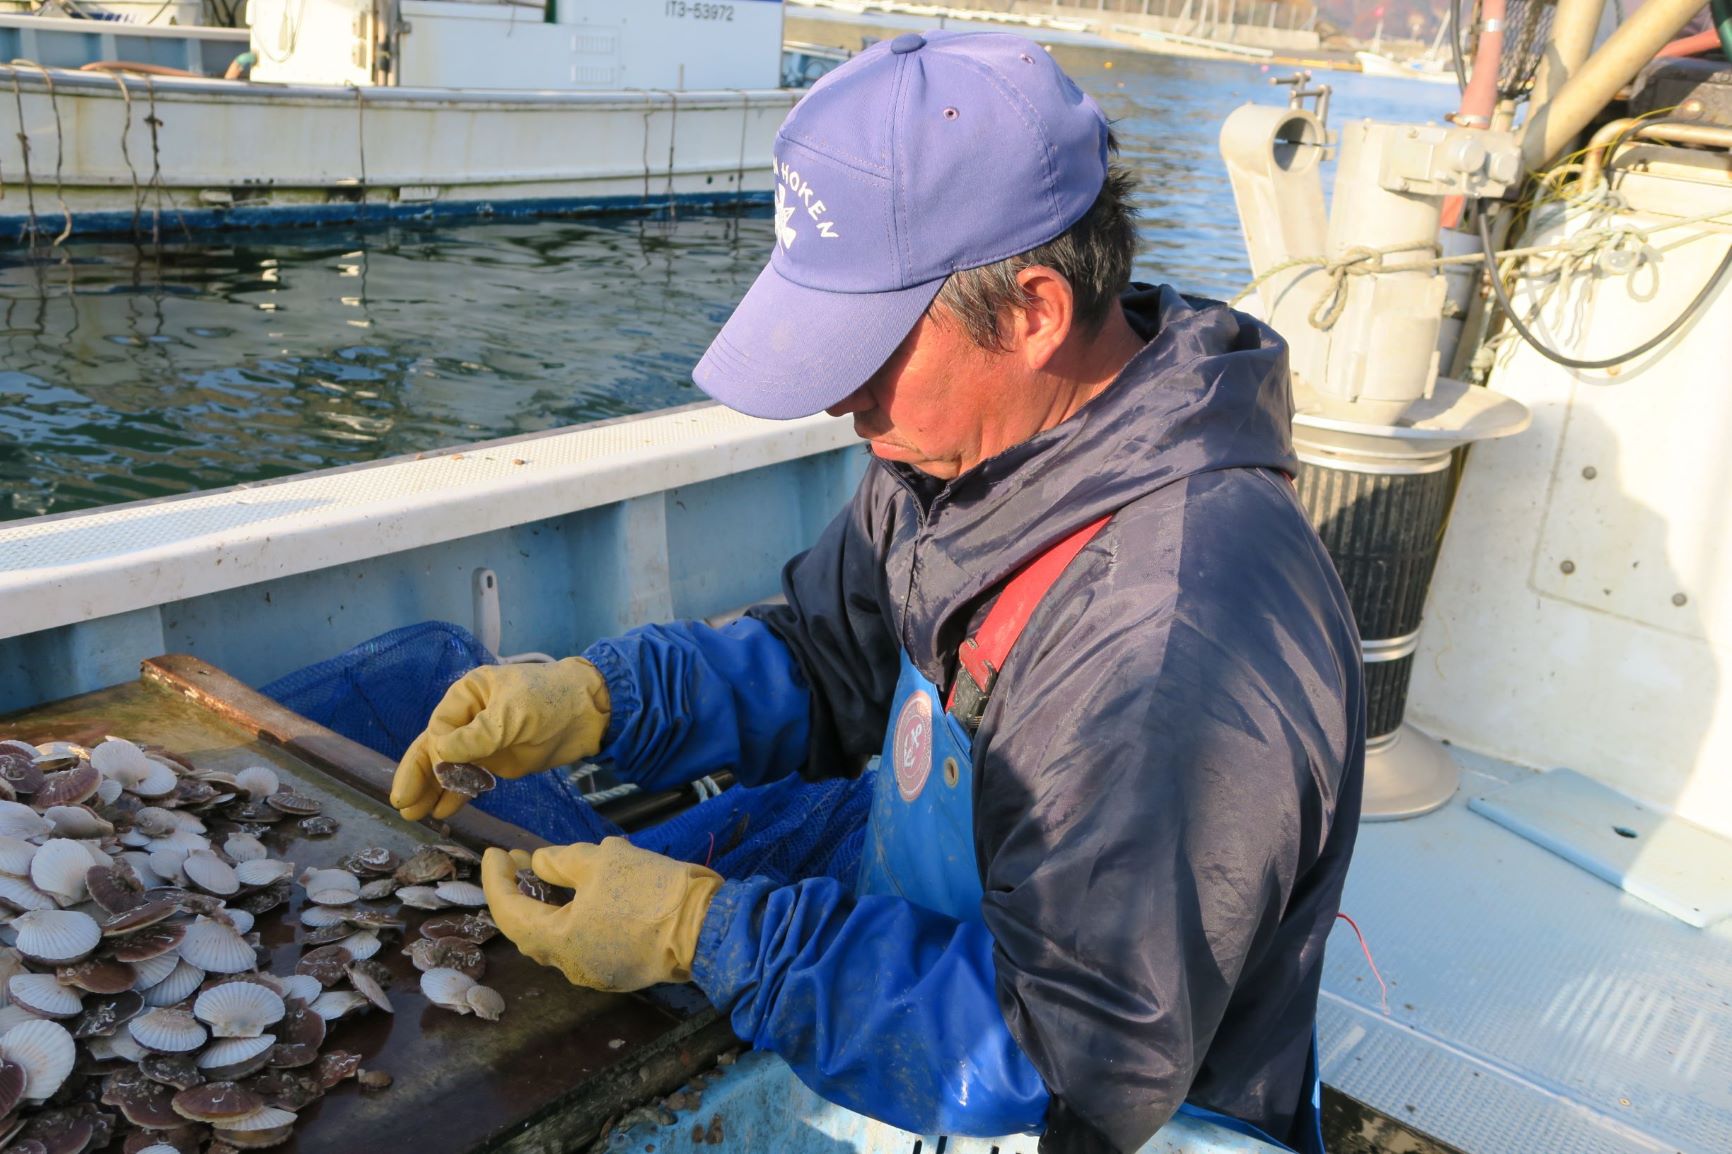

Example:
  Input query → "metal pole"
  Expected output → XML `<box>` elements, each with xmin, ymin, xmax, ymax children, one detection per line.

<box><xmin>1527</xmin><ymin>0</ymin><xmax>1607</xmax><ymax>112</ymax></box>
<box><xmin>1521</xmin><ymin>0</ymin><xmax>1704</xmax><ymax>171</ymax></box>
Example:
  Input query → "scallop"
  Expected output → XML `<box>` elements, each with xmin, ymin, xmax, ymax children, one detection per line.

<box><xmin>179</xmin><ymin>918</ymin><xmax>256</xmax><ymax>974</ymax></box>
<box><xmin>0</xmin><ymin>1004</ymin><xmax>35</xmax><ymax>1036</ymax></box>
<box><xmin>34</xmin><ymin>761</ymin><xmax>101</xmax><ymax>809</ymax></box>
<box><xmin>194</xmin><ymin>983</ymin><xmax>285</xmax><ymax>1039</ymax></box>
<box><xmin>196</xmin><ymin>1032</ymin><xmax>277</xmax><ymax>1073</ymax></box>
<box><xmin>96</xmin><ymin>775</ymin><xmax>125</xmax><ymax>805</ymax></box>
<box><xmin>150</xmin><ymin>828</ymin><xmax>211</xmax><ymax>855</ymax></box>
<box><xmin>25</xmin><ymin>839</ymin><xmax>91</xmax><ymax>906</ymax></box>
<box><xmin>300</xmin><ymin>869</ymin><xmax>360</xmax><ymax>906</ymax></box>
<box><xmin>431</xmin><ymin>760</ymin><xmax>496</xmax><ymax>799</ymax></box>
<box><xmin>395</xmin><ymin>885</ymin><xmax>450</xmax><ymax>911</ymax></box>
<box><xmin>279</xmin><ymin>975</ymin><xmax>322</xmax><ymax>1004</ymax></box>
<box><xmin>0</xmin><ymin>876</ymin><xmax>57</xmax><ymax>913</ymax></box>
<box><xmin>7</xmin><ymin>973</ymin><xmax>83</xmax><ymax>1019</ymax></box>
<box><xmin>308</xmin><ymin>990</ymin><xmax>368</xmax><ymax>1021</ymax></box>
<box><xmin>183</xmin><ymin>850</ymin><xmax>240</xmax><ymax>897</ymax></box>
<box><xmin>465</xmin><ymin>984</ymin><xmax>505</xmax><ymax>1021</ymax></box>
<box><xmin>147</xmin><ymin>848</ymin><xmax>188</xmax><ymax>885</ymax></box>
<box><xmin>0</xmin><ymin>837</ymin><xmax>36</xmax><ymax>878</ymax></box>
<box><xmin>346</xmin><ymin>966</ymin><xmax>392</xmax><ymax>1014</ymax></box>
<box><xmin>129</xmin><ymin>952</ymin><xmax>181</xmax><ymax>992</ymax></box>
<box><xmin>172</xmin><ymin>1079</ymin><xmax>264</xmax><ymax>1123</ymax></box>
<box><xmin>0</xmin><ymin>1017</ymin><xmax>75</xmax><ymax>1100</ymax></box>
<box><xmin>0</xmin><ymin>802</ymin><xmax>51</xmax><ymax>840</ymax></box>
<box><xmin>220</xmin><ymin>1103</ymin><xmax>297</xmax><ymax>1131</ymax></box>
<box><xmin>12</xmin><ymin>909</ymin><xmax>101</xmax><ymax>964</ymax></box>
<box><xmin>0</xmin><ymin>1056</ymin><xmax>23</xmax><ymax>1116</ymax></box>
<box><xmin>419</xmin><ymin>967</ymin><xmax>477</xmax><ymax>1013</ymax></box>
<box><xmin>225</xmin><ymin>908</ymin><xmax>256</xmax><ymax>935</ymax></box>
<box><xmin>141</xmin><ymin>961</ymin><xmax>206</xmax><ymax>1008</ymax></box>
<box><xmin>235</xmin><ymin>767</ymin><xmax>280</xmax><ymax>799</ymax></box>
<box><xmin>337</xmin><ymin>931</ymin><xmax>381</xmax><ymax>962</ymax></box>
<box><xmin>43</xmin><ymin>804</ymin><xmax>113</xmax><ymax>839</ymax></box>
<box><xmin>234</xmin><ymin>859</ymin><xmax>294</xmax><ymax>888</ymax></box>
<box><xmin>222</xmin><ymin>834</ymin><xmax>268</xmax><ymax>864</ymax></box>
<box><xmin>434</xmin><ymin>880</ymin><xmax>486</xmax><ymax>907</ymax></box>
<box><xmin>358</xmin><ymin>878</ymin><xmax>399</xmax><ymax>901</ymax></box>
<box><xmin>92</xmin><ymin>739</ymin><xmax>179</xmax><ymax>797</ymax></box>
<box><xmin>298</xmin><ymin>905</ymin><xmax>348</xmax><ymax>929</ymax></box>
<box><xmin>129</xmin><ymin>1006</ymin><xmax>208</xmax><ymax>1053</ymax></box>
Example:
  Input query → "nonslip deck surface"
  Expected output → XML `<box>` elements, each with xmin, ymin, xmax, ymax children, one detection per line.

<box><xmin>1319</xmin><ymin>748</ymin><xmax>1732</xmax><ymax>1154</ymax></box>
<box><xmin>0</xmin><ymin>662</ymin><xmax>723</xmax><ymax>1154</ymax></box>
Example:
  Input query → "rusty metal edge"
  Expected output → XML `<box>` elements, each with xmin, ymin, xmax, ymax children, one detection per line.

<box><xmin>487</xmin><ymin>1009</ymin><xmax>741</xmax><ymax>1154</ymax></box>
<box><xmin>140</xmin><ymin>653</ymin><xmax>547</xmax><ymax>851</ymax></box>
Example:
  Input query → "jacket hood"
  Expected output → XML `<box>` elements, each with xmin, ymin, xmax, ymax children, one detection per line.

<box><xmin>882</xmin><ymin>284</ymin><xmax>1297</xmax><ymax>674</ymax></box>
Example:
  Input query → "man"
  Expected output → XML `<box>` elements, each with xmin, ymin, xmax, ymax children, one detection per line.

<box><xmin>391</xmin><ymin>30</ymin><xmax>1363</xmax><ymax>1154</ymax></box>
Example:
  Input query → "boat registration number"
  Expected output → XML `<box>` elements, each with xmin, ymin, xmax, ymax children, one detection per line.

<box><xmin>664</xmin><ymin>0</ymin><xmax>734</xmax><ymax>19</ymax></box>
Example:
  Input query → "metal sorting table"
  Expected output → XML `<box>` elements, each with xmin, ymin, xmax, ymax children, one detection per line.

<box><xmin>0</xmin><ymin>655</ymin><xmax>737</xmax><ymax>1154</ymax></box>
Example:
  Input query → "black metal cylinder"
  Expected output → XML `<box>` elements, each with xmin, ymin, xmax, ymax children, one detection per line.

<box><xmin>1295</xmin><ymin>452</ymin><xmax>1457</xmax><ymax>740</ymax></box>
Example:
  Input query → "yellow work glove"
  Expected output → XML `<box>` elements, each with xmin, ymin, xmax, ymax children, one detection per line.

<box><xmin>390</xmin><ymin>658</ymin><xmax>610</xmax><ymax>822</ymax></box>
<box><xmin>479</xmin><ymin>839</ymin><xmax>723</xmax><ymax>992</ymax></box>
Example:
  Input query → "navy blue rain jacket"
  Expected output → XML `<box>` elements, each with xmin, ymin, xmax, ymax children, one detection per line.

<box><xmin>586</xmin><ymin>285</ymin><xmax>1365</xmax><ymax>1153</ymax></box>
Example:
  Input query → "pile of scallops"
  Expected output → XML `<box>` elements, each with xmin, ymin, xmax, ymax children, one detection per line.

<box><xmin>0</xmin><ymin>736</ymin><xmax>508</xmax><ymax>1153</ymax></box>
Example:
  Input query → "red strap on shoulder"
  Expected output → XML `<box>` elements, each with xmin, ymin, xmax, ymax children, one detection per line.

<box><xmin>947</xmin><ymin>515</ymin><xmax>1111</xmax><ymax>712</ymax></box>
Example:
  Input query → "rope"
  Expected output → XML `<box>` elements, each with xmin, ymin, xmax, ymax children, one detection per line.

<box><xmin>107</xmin><ymin>68</ymin><xmax>144</xmax><ymax>240</ymax></box>
<box><xmin>353</xmin><ymin>85</ymin><xmax>367</xmax><ymax>195</ymax></box>
<box><xmin>23</xmin><ymin>61</ymin><xmax>74</xmax><ymax>247</ymax></box>
<box><xmin>8</xmin><ymin>69</ymin><xmax>40</xmax><ymax>250</ymax></box>
<box><xmin>664</xmin><ymin>90</ymin><xmax>678</xmax><ymax>222</ymax></box>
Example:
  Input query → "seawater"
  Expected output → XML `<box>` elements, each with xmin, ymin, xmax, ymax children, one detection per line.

<box><xmin>0</xmin><ymin>46</ymin><xmax>1454</xmax><ymax>523</ymax></box>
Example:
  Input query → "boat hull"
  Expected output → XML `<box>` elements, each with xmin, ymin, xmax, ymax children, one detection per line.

<box><xmin>0</xmin><ymin>67</ymin><xmax>798</xmax><ymax>239</ymax></box>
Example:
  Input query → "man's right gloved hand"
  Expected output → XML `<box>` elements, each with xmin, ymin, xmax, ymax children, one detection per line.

<box><xmin>390</xmin><ymin>657</ymin><xmax>611</xmax><ymax>822</ymax></box>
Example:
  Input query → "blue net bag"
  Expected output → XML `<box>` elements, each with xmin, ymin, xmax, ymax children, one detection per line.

<box><xmin>260</xmin><ymin>622</ymin><xmax>872</xmax><ymax>886</ymax></box>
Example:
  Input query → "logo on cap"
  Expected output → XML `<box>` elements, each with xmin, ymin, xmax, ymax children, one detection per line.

<box><xmin>774</xmin><ymin>185</ymin><xmax>798</xmax><ymax>250</ymax></box>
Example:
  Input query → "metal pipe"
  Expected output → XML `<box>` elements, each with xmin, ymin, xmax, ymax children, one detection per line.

<box><xmin>1527</xmin><ymin>0</ymin><xmax>1606</xmax><ymax>113</ymax></box>
<box><xmin>1580</xmin><ymin>117</ymin><xmax>1732</xmax><ymax>188</ymax></box>
<box><xmin>1521</xmin><ymin>0</ymin><xmax>1705</xmax><ymax>172</ymax></box>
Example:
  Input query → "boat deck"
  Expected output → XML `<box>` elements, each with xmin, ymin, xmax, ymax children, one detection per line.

<box><xmin>1318</xmin><ymin>747</ymin><xmax>1732</xmax><ymax>1154</ymax></box>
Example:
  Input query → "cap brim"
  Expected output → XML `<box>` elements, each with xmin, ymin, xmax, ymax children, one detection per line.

<box><xmin>693</xmin><ymin>260</ymin><xmax>944</xmax><ymax>420</ymax></box>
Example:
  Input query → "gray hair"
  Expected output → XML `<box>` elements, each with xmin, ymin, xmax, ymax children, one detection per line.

<box><xmin>932</xmin><ymin>158</ymin><xmax>1140</xmax><ymax>352</ymax></box>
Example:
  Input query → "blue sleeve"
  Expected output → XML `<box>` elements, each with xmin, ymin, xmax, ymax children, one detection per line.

<box><xmin>584</xmin><ymin>617</ymin><xmax>810</xmax><ymax>791</ymax></box>
<box><xmin>691</xmin><ymin>876</ymin><xmax>1051</xmax><ymax>1136</ymax></box>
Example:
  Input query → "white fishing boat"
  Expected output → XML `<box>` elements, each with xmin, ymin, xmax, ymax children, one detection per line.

<box><xmin>0</xmin><ymin>0</ymin><xmax>797</xmax><ymax>238</ymax></box>
<box><xmin>2</xmin><ymin>0</ymin><xmax>1731</xmax><ymax>1151</ymax></box>
<box><xmin>1355</xmin><ymin>13</ymin><xmax>1459</xmax><ymax>84</ymax></box>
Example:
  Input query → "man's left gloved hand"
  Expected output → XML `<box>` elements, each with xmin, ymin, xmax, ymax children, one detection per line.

<box><xmin>479</xmin><ymin>838</ymin><xmax>723</xmax><ymax>992</ymax></box>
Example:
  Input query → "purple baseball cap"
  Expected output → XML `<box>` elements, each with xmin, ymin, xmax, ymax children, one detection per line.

<box><xmin>693</xmin><ymin>30</ymin><xmax>1110</xmax><ymax>420</ymax></box>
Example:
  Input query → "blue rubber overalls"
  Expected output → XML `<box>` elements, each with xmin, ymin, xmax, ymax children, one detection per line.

<box><xmin>855</xmin><ymin>521</ymin><xmax>1327</xmax><ymax>1154</ymax></box>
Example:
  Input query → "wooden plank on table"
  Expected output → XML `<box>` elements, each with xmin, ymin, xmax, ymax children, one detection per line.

<box><xmin>141</xmin><ymin>653</ymin><xmax>543</xmax><ymax>853</ymax></box>
<box><xmin>0</xmin><ymin>664</ymin><xmax>737</xmax><ymax>1154</ymax></box>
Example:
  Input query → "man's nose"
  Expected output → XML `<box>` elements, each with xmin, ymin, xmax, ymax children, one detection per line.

<box><xmin>825</xmin><ymin>385</ymin><xmax>873</xmax><ymax>417</ymax></box>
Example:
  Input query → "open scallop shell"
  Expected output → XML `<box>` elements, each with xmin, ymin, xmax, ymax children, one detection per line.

<box><xmin>419</xmin><ymin>967</ymin><xmax>477</xmax><ymax>1013</ymax></box>
<box><xmin>194</xmin><ymin>983</ymin><xmax>285</xmax><ymax>1039</ymax></box>
<box><xmin>7</xmin><ymin>973</ymin><xmax>83</xmax><ymax>1019</ymax></box>
<box><xmin>433</xmin><ymin>880</ymin><xmax>486</xmax><ymax>907</ymax></box>
<box><xmin>465</xmin><ymin>985</ymin><xmax>505</xmax><ymax>1021</ymax></box>
<box><xmin>179</xmin><ymin>918</ymin><xmax>256</xmax><ymax>974</ymax></box>
<box><xmin>197</xmin><ymin>1032</ymin><xmax>277</xmax><ymax>1074</ymax></box>
<box><xmin>130</xmin><ymin>1007</ymin><xmax>208</xmax><ymax>1053</ymax></box>
<box><xmin>26</xmin><ymin>839</ymin><xmax>92</xmax><ymax>906</ymax></box>
<box><xmin>0</xmin><ymin>1017</ymin><xmax>76</xmax><ymax>1100</ymax></box>
<box><xmin>183</xmin><ymin>850</ymin><xmax>240</xmax><ymax>897</ymax></box>
<box><xmin>142</xmin><ymin>961</ymin><xmax>206</xmax><ymax>1008</ymax></box>
<box><xmin>12</xmin><ymin>909</ymin><xmax>101</xmax><ymax>964</ymax></box>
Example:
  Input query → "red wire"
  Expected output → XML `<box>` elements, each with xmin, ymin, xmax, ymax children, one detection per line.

<box><xmin>703</xmin><ymin>831</ymin><xmax>716</xmax><ymax>869</ymax></box>
<box><xmin>1335</xmin><ymin>912</ymin><xmax>1391</xmax><ymax>1015</ymax></box>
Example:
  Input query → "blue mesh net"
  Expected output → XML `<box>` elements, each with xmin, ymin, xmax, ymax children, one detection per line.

<box><xmin>260</xmin><ymin>622</ymin><xmax>871</xmax><ymax>886</ymax></box>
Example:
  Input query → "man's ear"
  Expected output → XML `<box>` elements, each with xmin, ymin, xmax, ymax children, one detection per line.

<box><xmin>1010</xmin><ymin>266</ymin><xmax>1074</xmax><ymax>372</ymax></box>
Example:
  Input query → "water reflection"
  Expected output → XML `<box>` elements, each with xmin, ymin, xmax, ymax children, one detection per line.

<box><xmin>0</xmin><ymin>53</ymin><xmax>1455</xmax><ymax>523</ymax></box>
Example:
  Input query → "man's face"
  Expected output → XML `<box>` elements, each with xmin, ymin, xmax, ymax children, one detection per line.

<box><xmin>824</xmin><ymin>310</ymin><xmax>1009</xmax><ymax>481</ymax></box>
